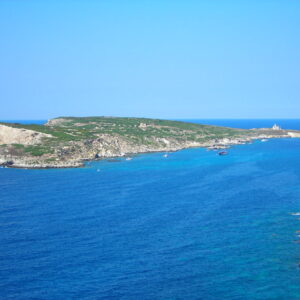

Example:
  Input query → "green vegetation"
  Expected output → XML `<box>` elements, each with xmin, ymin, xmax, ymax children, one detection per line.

<box><xmin>11</xmin><ymin>144</ymin><xmax>54</xmax><ymax>156</ymax></box>
<box><xmin>38</xmin><ymin>116</ymin><xmax>246</xmax><ymax>142</ymax></box>
<box><xmin>24</xmin><ymin>145</ymin><xmax>54</xmax><ymax>156</ymax></box>
<box><xmin>1</xmin><ymin>117</ymin><xmax>247</xmax><ymax>147</ymax></box>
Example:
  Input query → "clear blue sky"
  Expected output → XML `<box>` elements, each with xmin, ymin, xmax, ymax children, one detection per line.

<box><xmin>1</xmin><ymin>0</ymin><xmax>299</xmax><ymax>119</ymax></box>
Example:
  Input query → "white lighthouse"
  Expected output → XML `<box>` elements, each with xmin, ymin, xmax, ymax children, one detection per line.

<box><xmin>272</xmin><ymin>124</ymin><xmax>281</xmax><ymax>130</ymax></box>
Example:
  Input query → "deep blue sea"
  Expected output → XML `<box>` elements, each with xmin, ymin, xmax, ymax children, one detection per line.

<box><xmin>1</xmin><ymin>120</ymin><xmax>300</xmax><ymax>299</ymax></box>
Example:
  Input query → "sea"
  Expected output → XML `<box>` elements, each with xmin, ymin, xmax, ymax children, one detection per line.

<box><xmin>1</xmin><ymin>119</ymin><xmax>300</xmax><ymax>299</ymax></box>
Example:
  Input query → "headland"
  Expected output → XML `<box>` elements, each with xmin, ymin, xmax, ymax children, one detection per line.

<box><xmin>1</xmin><ymin>117</ymin><xmax>299</xmax><ymax>169</ymax></box>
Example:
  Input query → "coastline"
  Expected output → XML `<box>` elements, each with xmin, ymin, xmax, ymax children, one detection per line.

<box><xmin>0</xmin><ymin>135</ymin><xmax>297</xmax><ymax>170</ymax></box>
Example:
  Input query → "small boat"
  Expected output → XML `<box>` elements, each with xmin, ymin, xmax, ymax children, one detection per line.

<box><xmin>261</xmin><ymin>139</ymin><xmax>268</xmax><ymax>142</ymax></box>
<box><xmin>107</xmin><ymin>159</ymin><xmax>121</xmax><ymax>163</ymax></box>
<box><xmin>163</xmin><ymin>154</ymin><xmax>168</xmax><ymax>158</ymax></box>
<box><xmin>125</xmin><ymin>157</ymin><xmax>132</xmax><ymax>161</ymax></box>
<box><xmin>218</xmin><ymin>151</ymin><xmax>228</xmax><ymax>156</ymax></box>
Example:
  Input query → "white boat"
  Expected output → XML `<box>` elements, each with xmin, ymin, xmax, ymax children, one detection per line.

<box><xmin>125</xmin><ymin>157</ymin><xmax>132</xmax><ymax>161</ymax></box>
<box><xmin>261</xmin><ymin>139</ymin><xmax>268</xmax><ymax>142</ymax></box>
<box><xmin>290</xmin><ymin>212</ymin><xmax>300</xmax><ymax>216</ymax></box>
<box><xmin>163</xmin><ymin>154</ymin><xmax>168</xmax><ymax>158</ymax></box>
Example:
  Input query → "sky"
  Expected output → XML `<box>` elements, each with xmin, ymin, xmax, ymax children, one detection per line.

<box><xmin>0</xmin><ymin>0</ymin><xmax>299</xmax><ymax>120</ymax></box>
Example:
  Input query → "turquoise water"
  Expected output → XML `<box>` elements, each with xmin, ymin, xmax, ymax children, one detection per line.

<box><xmin>1</xmin><ymin>120</ymin><xmax>300</xmax><ymax>299</ymax></box>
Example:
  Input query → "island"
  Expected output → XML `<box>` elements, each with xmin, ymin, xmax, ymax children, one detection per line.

<box><xmin>0</xmin><ymin>117</ymin><xmax>300</xmax><ymax>169</ymax></box>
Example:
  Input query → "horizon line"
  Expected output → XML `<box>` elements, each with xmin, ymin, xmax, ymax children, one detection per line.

<box><xmin>1</xmin><ymin>117</ymin><xmax>300</xmax><ymax>121</ymax></box>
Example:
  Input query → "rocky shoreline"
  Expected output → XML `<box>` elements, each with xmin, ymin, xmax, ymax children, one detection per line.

<box><xmin>0</xmin><ymin>133</ymin><xmax>298</xmax><ymax>169</ymax></box>
<box><xmin>1</xmin><ymin>117</ymin><xmax>300</xmax><ymax>169</ymax></box>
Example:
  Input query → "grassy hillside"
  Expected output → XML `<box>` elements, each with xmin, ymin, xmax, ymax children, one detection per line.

<box><xmin>2</xmin><ymin>117</ymin><xmax>246</xmax><ymax>142</ymax></box>
<box><xmin>47</xmin><ymin>116</ymin><xmax>245</xmax><ymax>139</ymax></box>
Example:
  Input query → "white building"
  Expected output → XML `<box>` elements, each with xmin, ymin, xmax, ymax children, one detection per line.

<box><xmin>272</xmin><ymin>124</ymin><xmax>281</xmax><ymax>130</ymax></box>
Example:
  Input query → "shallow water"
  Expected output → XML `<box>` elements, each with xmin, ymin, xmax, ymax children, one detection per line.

<box><xmin>1</xmin><ymin>120</ymin><xmax>300</xmax><ymax>299</ymax></box>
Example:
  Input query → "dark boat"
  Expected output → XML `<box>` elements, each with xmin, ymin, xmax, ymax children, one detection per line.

<box><xmin>218</xmin><ymin>151</ymin><xmax>228</xmax><ymax>156</ymax></box>
<box><xmin>107</xmin><ymin>159</ymin><xmax>122</xmax><ymax>162</ymax></box>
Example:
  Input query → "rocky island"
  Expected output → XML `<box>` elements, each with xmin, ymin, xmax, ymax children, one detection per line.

<box><xmin>0</xmin><ymin>117</ymin><xmax>300</xmax><ymax>169</ymax></box>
